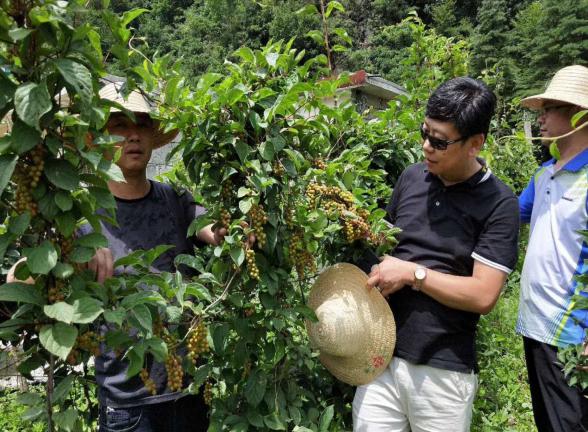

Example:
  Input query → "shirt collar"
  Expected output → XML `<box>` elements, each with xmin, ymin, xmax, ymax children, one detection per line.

<box><xmin>542</xmin><ymin>147</ymin><xmax>588</xmax><ymax>172</ymax></box>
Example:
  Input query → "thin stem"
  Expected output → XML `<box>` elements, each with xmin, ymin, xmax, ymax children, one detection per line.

<box><xmin>47</xmin><ymin>354</ymin><xmax>55</xmax><ymax>432</ymax></box>
<box><xmin>319</xmin><ymin>0</ymin><xmax>334</xmax><ymax>73</ymax></box>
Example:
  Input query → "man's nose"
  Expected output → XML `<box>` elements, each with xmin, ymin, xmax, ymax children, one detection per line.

<box><xmin>422</xmin><ymin>138</ymin><xmax>434</xmax><ymax>153</ymax></box>
<box><xmin>126</xmin><ymin>127</ymin><xmax>140</xmax><ymax>142</ymax></box>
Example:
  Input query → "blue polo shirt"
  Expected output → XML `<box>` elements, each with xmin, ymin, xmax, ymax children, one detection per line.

<box><xmin>517</xmin><ymin>148</ymin><xmax>588</xmax><ymax>347</ymax></box>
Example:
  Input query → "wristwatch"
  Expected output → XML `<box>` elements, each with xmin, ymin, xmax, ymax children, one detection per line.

<box><xmin>413</xmin><ymin>266</ymin><xmax>427</xmax><ymax>291</ymax></box>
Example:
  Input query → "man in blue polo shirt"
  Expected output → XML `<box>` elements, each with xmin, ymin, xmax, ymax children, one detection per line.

<box><xmin>517</xmin><ymin>65</ymin><xmax>588</xmax><ymax>432</ymax></box>
<box><xmin>354</xmin><ymin>77</ymin><xmax>519</xmax><ymax>431</ymax></box>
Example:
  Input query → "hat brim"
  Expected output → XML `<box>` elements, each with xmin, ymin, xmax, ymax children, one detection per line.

<box><xmin>521</xmin><ymin>93</ymin><xmax>588</xmax><ymax>111</ymax></box>
<box><xmin>307</xmin><ymin>263</ymin><xmax>396</xmax><ymax>386</ymax></box>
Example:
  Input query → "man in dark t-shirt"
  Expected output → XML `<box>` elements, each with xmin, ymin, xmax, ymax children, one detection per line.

<box><xmin>89</xmin><ymin>83</ymin><xmax>225</xmax><ymax>432</ymax></box>
<box><xmin>353</xmin><ymin>78</ymin><xmax>519</xmax><ymax>431</ymax></box>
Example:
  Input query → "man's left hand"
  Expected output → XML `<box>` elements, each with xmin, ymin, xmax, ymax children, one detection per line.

<box><xmin>366</xmin><ymin>256</ymin><xmax>417</xmax><ymax>297</ymax></box>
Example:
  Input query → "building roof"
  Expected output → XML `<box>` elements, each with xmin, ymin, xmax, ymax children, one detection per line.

<box><xmin>340</xmin><ymin>70</ymin><xmax>408</xmax><ymax>100</ymax></box>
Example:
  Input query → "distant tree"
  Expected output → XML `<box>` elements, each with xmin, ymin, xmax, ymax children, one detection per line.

<box><xmin>470</xmin><ymin>0</ymin><xmax>511</xmax><ymax>75</ymax></box>
<box><xmin>520</xmin><ymin>0</ymin><xmax>588</xmax><ymax>94</ymax></box>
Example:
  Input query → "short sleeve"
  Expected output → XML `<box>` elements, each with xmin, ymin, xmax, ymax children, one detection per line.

<box><xmin>519</xmin><ymin>176</ymin><xmax>535</xmax><ymax>223</ymax></box>
<box><xmin>471</xmin><ymin>195</ymin><xmax>520</xmax><ymax>274</ymax></box>
<box><xmin>385</xmin><ymin>168</ymin><xmax>408</xmax><ymax>224</ymax></box>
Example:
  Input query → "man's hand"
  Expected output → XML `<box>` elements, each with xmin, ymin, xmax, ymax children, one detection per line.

<box><xmin>88</xmin><ymin>247</ymin><xmax>114</xmax><ymax>284</ymax></box>
<box><xmin>213</xmin><ymin>227</ymin><xmax>227</xmax><ymax>245</ymax></box>
<box><xmin>366</xmin><ymin>256</ymin><xmax>417</xmax><ymax>297</ymax></box>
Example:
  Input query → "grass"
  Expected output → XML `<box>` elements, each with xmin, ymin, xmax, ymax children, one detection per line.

<box><xmin>472</xmin><ymin>272</ymin><xmax>535</xmax><ymax>431</ymax></box>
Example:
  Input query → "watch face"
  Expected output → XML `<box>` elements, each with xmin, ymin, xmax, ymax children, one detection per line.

<box><xmin>415</xmin><ymin>267</ymin><xmax>426</xmax><ymax>280</ymax></box>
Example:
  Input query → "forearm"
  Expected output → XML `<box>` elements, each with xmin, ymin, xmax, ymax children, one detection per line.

<box><xmin>420</xmin><ymin>269</ymin><xmax>502</xmax><ymax>315</ymax></box>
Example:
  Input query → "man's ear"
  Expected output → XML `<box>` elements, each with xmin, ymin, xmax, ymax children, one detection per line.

<box><xmin>468</xmin><ymin>133</ymin><xmax>485</xmax><ymax>156</ymax></box>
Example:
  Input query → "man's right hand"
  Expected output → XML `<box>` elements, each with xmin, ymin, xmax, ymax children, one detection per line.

<box><xmin>88</xmin><ymin>247</ymin><xmax>114</xmax><ymax>283</ymax></box>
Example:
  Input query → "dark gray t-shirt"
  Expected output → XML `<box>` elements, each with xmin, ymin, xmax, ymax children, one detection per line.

<box><xmin>80</xmin><ymin>181</ymin><xmax>205</xmax><ymax>407</ymax></box>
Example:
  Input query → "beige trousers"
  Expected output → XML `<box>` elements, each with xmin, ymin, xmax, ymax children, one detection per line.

<box><xmin>353</xmin><ymin>357</ymin><xmax>478</xmax><ymax>432</ymax></box>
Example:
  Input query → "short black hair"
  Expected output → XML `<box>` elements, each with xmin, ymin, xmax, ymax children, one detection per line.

<box><xmin>426</xmin><ymin>77</ymin><xmax>496</xmax><ymax>139</ymax></box>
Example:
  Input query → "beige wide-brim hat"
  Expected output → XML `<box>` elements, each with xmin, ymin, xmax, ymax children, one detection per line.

<box><xmin>306</xmin><ymin>263</ymin><xmax>396</xmax><ymax>386</ymax></box>
<box><xmin>521</xmin><ymin>65</ymin><xmax>588</xmax><ymax>110</ymax></box>
<box><xmin>99</xmin><ymin>83</ymin><xmax>178</xmax><ymax>149</ymax></box>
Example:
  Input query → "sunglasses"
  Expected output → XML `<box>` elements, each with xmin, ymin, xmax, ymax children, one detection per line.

<box><xmin>420</xmin><ymin>125</ymin><xmax>468</xmax><ymax>151</ymax></box>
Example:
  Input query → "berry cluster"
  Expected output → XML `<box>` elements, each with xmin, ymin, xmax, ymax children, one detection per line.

<box><xmin>140</xmin><ymin>368</ymin><xmax>157</xmax><ymax>396</ymax></box>
<box><xmin>285</xmin><ymin>206</ymin><xmax>295</xmax><ymax>229</ymax></box>
<box><xmin>219</xmin><ymin>208</ymin><xmax>231</xmax><ymax>230</ymax></box>
<box><xmin>246</xmin><ymin>249</ymin><xmax>260</xmax><ymax>280</ymax></box>
<box><xmin>313</xmin><ymin>158</ymin><xmax>326</xmax><ymax>170</ymax></box>
<box><xmin>13</xmin><ymin>146</ymin><xmax>45</xmax><ymax>217</ymax></box>
<box><xmin>48</xmin><ymin>281</ymin><xmax>65</xmax><ymax>304</ymax></box>
<box><xmin>187</xmin><ymin>321</ymin><xmax>209</xmax><ymax>364</ymax></box>
<box><xmin>305</xmin><ymin>182</ymin><xmax>377</xmax><ymax>244</ymax></box>
<box><xmin>58</xmin><ymin>235</ymin><xmax>74</xmax><ymax>259</ymax></box>
<box><xmin>203</xmin><ymin>381</ymin><xmax>213</xmax><ymax>406</ymax></box>
<box><xmin>76</xmin><ymin>331</ymin><xmax>101</xmax><ymax>357</ymax></box>
<box><xmin>165</xmin><ymin>353</ymin><xmax>183</xmax><ymax>392</ymax></box>
<box><xmin>272</xmin><ymin>161</ymin><xmax>285</xmax><ymax>177</ymax></box>
<box><xmin>288</xmin><ymin>231</ymin><xmax>316</xmax><ymax>279</ymax></box>
<box><xmin>221</xmin><ymin>180</ymin><xmax>233</xmax><ymax>201</ymax></box>
<box><xmin>343</xmin><ymin>217</ymin><xmax>371</xmax><ymax>243</ymax></box>
<box><xmin>250</xmin><ymin>204</ymin><xmax>268</xmax><ymax>248</ymax></box>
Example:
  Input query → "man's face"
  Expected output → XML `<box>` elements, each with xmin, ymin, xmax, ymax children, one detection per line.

<box><xmin>537</xmin><ymin>101</ymin><xmax>574</xmax><ymax>144</ymax></box>
<box><xmin>105</xmin><ymin>113</ymin><xmax>155</xmax><ymax>176</ymax></box>
<box><xmin>421</xmin><ymin>117</ymin><xmax>477</xmax><ymax>179</ymax></box>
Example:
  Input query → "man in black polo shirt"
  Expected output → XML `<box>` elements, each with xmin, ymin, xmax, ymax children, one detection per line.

<box><xmin>353</xmin><ymin>77</ymin><xmax>519</xmax><ymax>431</ymax></box>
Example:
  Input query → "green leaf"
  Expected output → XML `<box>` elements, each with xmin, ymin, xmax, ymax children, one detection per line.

<box><xmin>55</xmin><ymin>212</ymin><xmax>77</xmax><ymax>238</ymax></box>
<box><xmin>234</xmin><ymin>140</ymin><xmax>250</xmax><ymax>163</ymax></box>
<box><xmin>264</xmin><ymin>412</ymin><xmax>286</xmax><ymax>430</ymax></box>
<box><xmin>230</xmin><ymin>246</ymin><xmax>245</xmax><ymax>266</ymax></box>
<box><xmin>0</xmin><ymin>154</ymin><xmax>17</xmax><ymax>196</ymax></box>
<box><xmin>11</xmin><ymin>119</ymin><xmax>40</xmax><ymax>154</ymax></box>
<box><xmin>8</xmin><ymin>211</ymin><xmax>30</xmax><ymax>236</ymax></box>
<box><xmin>126</xmin><ymin>346</ymin><xmax>144</xmax><ymax>379</ymax></box>
<box><xmin>54</xmin><ymin>59</ymin><xmax>93</xmax><ymax>104</ymax></box>
<box><xmin>89</xmin><ymin>186</ymin><xmax>116</xmax><ymax>209</ymax></box>
<box><xmin>39</xmin><ymin>323</ymin><xmax>78</xmax><ymax>360</ymax></box>
<box><xmin>325</xmin><ymin>1</ymin><xmax>345</xmax><ymax>17</ymax></box>
<box><xmin>44</xmin><ymin>302</ymin><xmax>74</xmax><ymax>323</ymax></box>
<box><xmin>52</xmin><ymin>262</ymin><xmax>74</xmax><ymax>279</ymax></box>
<box><xmin>44</xmin><ymin>158</ymin><xmax>80</xmax><ymax>190</ymax></box>
<box><xmin>14</xmin><ymin>82</ymin><xmax>52</xmax><ymax>130</ymax></box>
<box><xmin>131</xmin><ymin>304</ymin><xmax>152</xmax><ymax>333</ymax></box>
<box><xmin>122</xmin><ymin>8</ymin><xmax>149</xmax><ymax>27</ymax></box>
<box><xmin>104</xmin><ymin>309</ymin><xmax>126</xmax><ymax>326</ymax></box>
<box><xmin>245</xmin><ymin>369</ymin><xmax>267</xmax><ymax>407</ymax></box>
<box><xmin>306</xmin><ymin>30</ymin><xmax>324</xmax><ymax>45</ymax></box>
<box><xmin>319</xmin><ymin>405</ymin><xmax>334</xmax><ymax>431</ymax></box>
<box><xmin>54</xmin><ymin>408</ymin><xmax>78</xmax><ymax>432</ymax></box>
<box><xmin>0</xmin><ymin>75</ymin><xmax>16</xmax><ymax>110</ymax></box>
<box><xmin>211</xmin><ymin>323</ymin><xmax>230</xmax><ymax>355</ymax></box>
<box><xmin>71</xmin><ymin>298</ymin><xmax>103</xmax><ymax>323</ymax></box>
<box><xmin>75</xmin><ymin>232</ymin><xmax>108</xmax><ymax>248</ymax></box>
<box><xmin>8</xmin><ymin>28</ymin><xmax>33</xmax><ymax>41</ymax></box>
<box><xmin>0</xmin><ymin>283</ymin><xmax>44</xmax><ymax>305</ymax></box>
<box><xmin>22</xmin><ymin>406</ymin><xmax>44</xmax><ymax>421</ymax></box>
<box><xmin>54</xmin><ymin>191</ymin><xmax>73</xmax><ymax>211</ymax></box>
<box><xmin>146</xmin><ymin>337</ymin><xmax>168</xmax><ymax>362</ymax></box>
<box><xmin>69</xmin><ymin>246</ymin><xmax>95</xmax><ymax>263</ymax></box>
<box><xmin>53</xmin><ymin>375</ymin><xmax>75</xmax><ymax>404</ymax></box>
<box><xmin>26</xmin><ymin>240</ymin><xmax>58</xmax><ymax>274</ymax></box>
<box><xmin>295</xmin><ymin>4</ymin><xmax>318</xmax><ymax>16</ymax></box>
<box><xmin>239</xmin><ymin>198</ymin><xmax>253</xmax><ymax>214</ymax></box>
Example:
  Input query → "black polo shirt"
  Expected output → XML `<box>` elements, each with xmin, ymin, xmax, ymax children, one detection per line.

<box><xmin>386</xmin><ymin>162</ymin><xmax>519</xmax><ymax>373</ymax></box>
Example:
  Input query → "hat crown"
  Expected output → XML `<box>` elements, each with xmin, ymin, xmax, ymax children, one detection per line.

<box><xmin>308</xmin><ymin>295</ymin><xmax>365</xmax><ymax>357</ymax></box>
<box><xmin>99</xmin><ymin>83</ymin><xmax>151</xmax><ymax>114</ymax></box>
<box><xmin>521</xmin><ymin>64</ymin><xmax>588</xmax><ymax>110</ymax></box>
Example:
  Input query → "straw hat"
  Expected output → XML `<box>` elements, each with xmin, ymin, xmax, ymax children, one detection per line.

<box><xmin>99</xmin><ymin>82</ymin><xmax>178</xmax><ymax>149</ymax></box>
<box><xmin>306</xmin><ymin>263</ymin><xmax>396</xmax><ymax>386</ymax></box>
<box><xmin>521</xmin><ymin>65</ymin><xmax>588</xmax><ymax>110</ymax></box>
